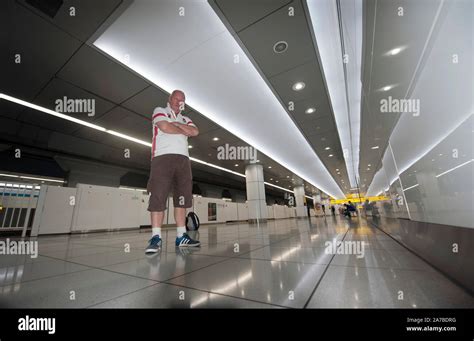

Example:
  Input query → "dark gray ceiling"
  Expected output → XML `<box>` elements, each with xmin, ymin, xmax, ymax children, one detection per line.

<box><xmin>210</xmin><ymin>0</ymin><xmax>351</xmax><ymax>193</ymax></box>
<box><xmin>0</xmin><ymin>0</ymin><xmax>321</xmax><ymax>196</ymax></box>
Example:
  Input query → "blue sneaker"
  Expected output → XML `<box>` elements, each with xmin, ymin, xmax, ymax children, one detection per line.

<box><xmin>145</xmin><ymin>235</ymin><xmax>162</xmax><ymax>253</ymax></box>
<box><xmin>176</xmin><ymin>233</ymin><xmax>201</xmax><ymax>247</ymax></box>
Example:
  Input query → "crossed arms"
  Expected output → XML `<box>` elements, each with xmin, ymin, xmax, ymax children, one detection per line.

<box><xmin>156</xmin><ymin>121</ymin><xmax>199</xmax><ymax>137</ymax></box>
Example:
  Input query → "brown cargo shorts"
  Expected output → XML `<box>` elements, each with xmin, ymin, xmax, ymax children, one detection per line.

<box><xmin>147</xmin><ymin>154</ymin><xmax>193</xmax><ymax>212</ymax></box>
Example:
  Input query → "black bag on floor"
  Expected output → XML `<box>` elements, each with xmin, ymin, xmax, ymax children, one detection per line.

<box><xmin>185</xmin><ymin>212</ymin><xmax>200</xmax><ymax>231</ymax></box>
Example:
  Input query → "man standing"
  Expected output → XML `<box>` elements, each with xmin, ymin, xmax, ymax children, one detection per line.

<box><xmin>145</xmin><ymin>90</ymin><xmax>200</xmax><ymax>253</ymax></box>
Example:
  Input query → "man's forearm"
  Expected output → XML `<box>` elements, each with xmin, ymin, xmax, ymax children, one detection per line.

<box><xmin>157</xmin><ymin>121</ymin><xmax>187</xmax><ymax>135</ymax></box>
<box><xmin>173</xmin><ymin>123</ymin><xmax>199</xmax><ymax>137</ymax></box>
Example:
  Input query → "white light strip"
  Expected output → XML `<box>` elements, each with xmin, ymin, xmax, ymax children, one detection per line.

<box><xmin>190</xmin><ymin>157</ymin><xmax>245</xmax><ymax>178</ymax></box>
<box><xmin>19</xmin><ymin>176</ymin><xmax>64</xmax><ymax>183</ymax></box>
<box><xmin>403</xmin><ymin>183</ymin><xmax>419</xmax><ymax>191</ymax></box>
<box><xmin>306</xmin><ymin>0</ymin><xmax>361</xmax><ymax>189</ymax></box>
<box><xmin>0</xmin><ymin>173</ymin><xmax>18</xmax><ymax>178</ymax></box>
<box><xmin>341</xmin><ymin>0</ymin><xmax>362</xmax><ymax>190</ymax></box>
<box><xmin>0</xmin><ymin>93</ymin><xmax>313</xmax><ymax>197</ymax></box>
<box><xmin>263</xmin><ymin>182</ymin><xmax>293</xmax><ymax>194</ymax></box>
<box><xmin>0</xmin><ymin>172</ymin><xmax>64</xmax><ymax>183</ymax></box>
<box><xmin>0</xmin><ymin>93</ymin><xmax>106</xmax><ymax>132</ymax></box>
<box><xmin>435</xmin><ymin>159</ymin><xmax>473</xmax><ymax>178</ymax></box>
<box><xmin>119</xmin><ymin>186</ymin><xmax>146</xmax><ymax>191</ymax></box>
<box><xmin>106</xmin><ymin>130</ymin><xmax>152</xmax><ymax>147</ymax></box>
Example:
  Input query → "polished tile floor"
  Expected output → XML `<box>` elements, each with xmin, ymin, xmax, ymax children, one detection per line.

<box><xmin>0</xmin><ymin>216</ymin><xmax>472</xmax><ymax>308</ymax></box>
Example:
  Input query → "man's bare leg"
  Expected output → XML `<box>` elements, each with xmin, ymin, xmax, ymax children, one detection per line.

<box><xmin>175</xmin><ymin>207</ymin><xmax>186</xmax><ymax>238</ymax></box>
<box><xmin>174</xmin><ymin>207</ymin><xmax>186</xmax><ymax>227</ymax></box>
<box><xmin>151</xmin><ymin>211</ymin><xmax>164</xmax><ymax>240</ymax></box>
<box><xmin>146</xmin><ymin>211</ymin><xmax>165</xmax><ymax>253</ymax></box>
<box><xmin>151</xmin><ymin>211</ymin><xmax>165</xmax><ymax>229</ymax></box>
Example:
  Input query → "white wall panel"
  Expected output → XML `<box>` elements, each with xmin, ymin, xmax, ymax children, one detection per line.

<box><xmin>71</xmin><ymin>184</ymin><xmax>113</xmax><ymax>231</ymax></box>
<box><xmin>36</xmin><ymin>186</ymin><xmax>77</xmax><ymax>235</ymax></box>
<box><xmin>237</xmin><ymin>202</ymin><xmax>249</xmax><ymax>221</ymax></box>
<box><xmin>223</xmin><ymin>201</ymin><xmax>238</xmax><ymax>221</ymax></box>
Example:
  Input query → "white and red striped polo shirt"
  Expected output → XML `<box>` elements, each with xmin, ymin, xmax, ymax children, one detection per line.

<box><xmin>151</xmin><ymin>103</ymin><xmax>196</xmax><ymax>158</ymax></box>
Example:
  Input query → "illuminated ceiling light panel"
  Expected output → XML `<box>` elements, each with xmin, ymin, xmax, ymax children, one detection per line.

<box><xmin>93</xmin><ymin>0</ymin><xmax>344</xmax><ymax>199</ymax></box>
<box><xmin>306</xmin><ymin>0</ymin><xmax>361</xmax><ymax>189</ymax></box>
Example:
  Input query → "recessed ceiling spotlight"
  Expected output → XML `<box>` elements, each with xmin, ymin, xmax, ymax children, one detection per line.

<box><xmin>371</xmin><ymin>146</ymin><xmax>379</xmax><ymax>150</ymax></box>
<box><xmin>273</xmin><ymin>41</ymin><xmax>288</xmax><ymax>54</ymax></box>
<box><xmin>325</xmin><ymin>147</ymin><xmax>331</xmax><ymax>150</ymax></box>
<box><xmin>380</xmin><ymin>84</ymin><xmax>396</xmax><ymax>92</ymax></box>
<box><xmin>268</xmin><ymin>166</ymin><xmax>272</xmax><ymax>169</ymax></box>
<box><xmin>212</xmin><ymin>137</ymin><xmax>219</xmax><ymax>141</ymax></box>
<box><xmin>235</xmin><ymin>164</ymin><xmax>239</xmax><ymax>167</ymax></box>
<box><xmin>384</xmin><ymin>46</ymin><xmax>406</xmax><ymax>56</ymax></box>
<box><xmin>292</xmin><ymin>82</ymin><xmax>305</xmax><ymax>91</ymax></box>
<box><xmin>305</xmin><ymin>107</ymin><xmax>316</xmax><ymax>114</ymax></box>
<box><xmin>328</xmin><ymin>154</ymin><xmax>333</xmax><ymax>157</ymax></box>
<box><xmin>336</xmin><ymin>169</ymin><xmax>339</xmax><ymax>171</ymax></box>
<box><xmin>368</xmin><ymin>164</ymin><xmax>371</xmax><ymax>167</ymax></box>
<box><xmin>188</xmin><ymin>145</ymin><xmax>193</xmax><ymax>149</ymax></box>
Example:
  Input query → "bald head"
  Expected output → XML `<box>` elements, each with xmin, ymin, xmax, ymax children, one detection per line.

<box><xmin>169</xmin><ymin>90</ymin><xmax>185</xmax><ymax>113</ymax></box>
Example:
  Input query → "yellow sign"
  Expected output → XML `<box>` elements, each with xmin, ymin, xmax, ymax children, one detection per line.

<box><xmin>330</xmin><ymin>195</ymin><xmax>389</xmax><ymax>205</ymax></box>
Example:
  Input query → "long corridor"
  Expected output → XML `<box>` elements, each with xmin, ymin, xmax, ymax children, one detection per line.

<box><xmin>1</xmin><ymin>216</ymin><xmax>472</xmax><ymax>309</ymax></box>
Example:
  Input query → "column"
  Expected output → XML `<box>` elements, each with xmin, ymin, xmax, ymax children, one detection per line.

<box><xmin>293</xmin><ymin>185</ymin><xmax>306</xmax><ymax>217</ymax></box>
<box><xmin>312</xmin><ymin>193</ymin><xmax>322</xmax><ymax>216</ymax></box>
<box><xmin>245</xmin><ymin>164</ymin><xmax>268</xmax><ymax>223</ymax></box>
